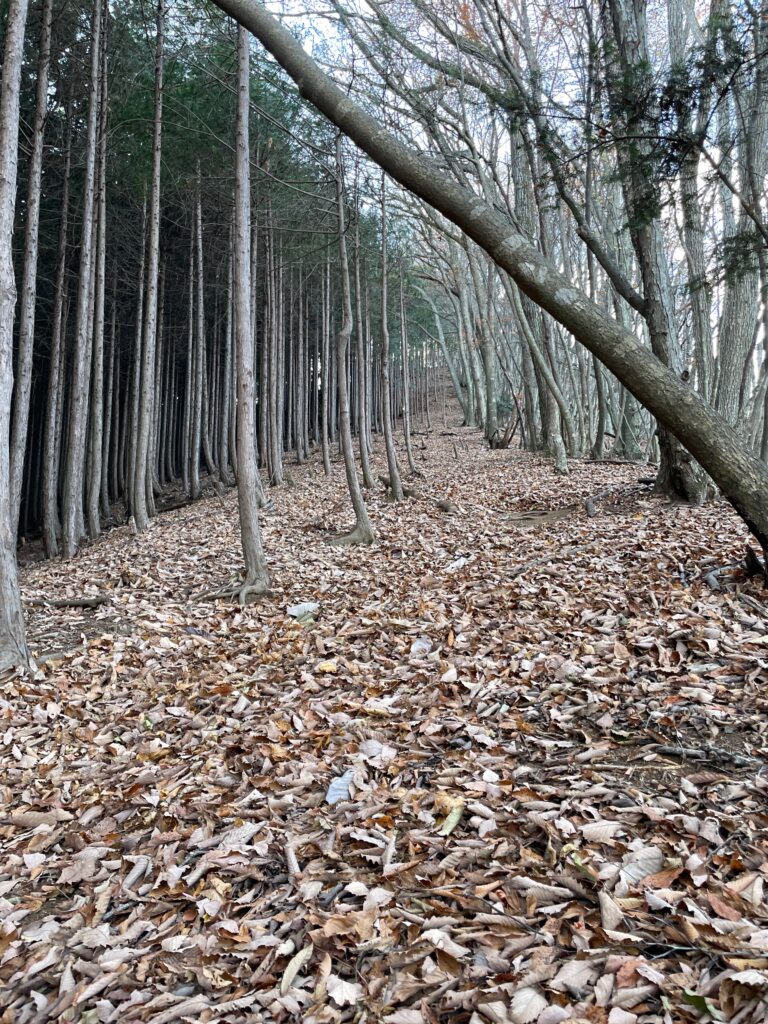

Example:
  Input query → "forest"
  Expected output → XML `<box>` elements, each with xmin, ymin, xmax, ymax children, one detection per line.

<box><xmin>0</xmin><ymin>0</ymin><xmax>767</xmax><ymax>1019</ymax></box>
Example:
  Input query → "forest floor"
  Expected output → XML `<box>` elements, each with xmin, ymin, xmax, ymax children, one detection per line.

<box><xmin>2</xmin><ymin>419</ymin><xmax>768</xmax><ymax>1024</ymax></box>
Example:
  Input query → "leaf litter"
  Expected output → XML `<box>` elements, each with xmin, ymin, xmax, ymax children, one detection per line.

<box><xmin>2</xmin><ymin>426</ymin><xmax>768</xmax><ymax>1023</ymax></box>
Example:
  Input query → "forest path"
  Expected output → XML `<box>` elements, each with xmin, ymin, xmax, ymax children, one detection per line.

<box><xmin>4</xmin><ymin>429</ymin><xmax>768</xmax><ymax>1022</ymax></box>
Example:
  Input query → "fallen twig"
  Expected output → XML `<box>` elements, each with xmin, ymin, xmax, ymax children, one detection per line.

<box><xmin>26</xmin><ymin>595</ymin><xmax>108</xmax><ymax>609</ymax></box>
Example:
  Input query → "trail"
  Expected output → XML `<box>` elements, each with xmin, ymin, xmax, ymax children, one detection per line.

<box><xmin>3</xmin><ymin>424</ymin><xmax>767</xmax><ymax>1023</ymax></box>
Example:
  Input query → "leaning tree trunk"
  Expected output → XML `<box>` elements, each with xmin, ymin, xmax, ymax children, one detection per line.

<box><xmin>134</xmin><ymin>0</ymin><xmax>164</xmax><ymax>532</ymax></box>
<box><xmin>61</xmin><ymin>0</ymin><xmax>103</xmax><ymax>558</ymax></box>
<box><xmin>232</xmin><ymin>24</ymin><xmax>270</xmax><ymax>600</ymax></box>
<box><xmin>9</xmin><ymin>0</ymin><xmax>52</xmax><ymax>533</ymax></box>
<box><xmin>0</xmin><ymin>0</ymin><xmax>30</xmax><ymax>671</ymax></box>
<box><xmin>330</xmin><ymin>135</ymin><xmax>374</xmax><ymax>544</ymax></box>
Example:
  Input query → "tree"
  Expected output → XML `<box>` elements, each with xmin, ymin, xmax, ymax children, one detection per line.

<box><xmin>60</xmin><ymin>0</ymin><xmax>103</xmax><ymax>558</ymax></box>
<box><xmin>9</xmin><ymin>0</ymin><xmax>53</xmax><ymax>532</ymax></box>
<box><xmin>209</xmin><ymin>0</ymin><xmax>768</xmax><ymax>560</ymax></box>
<box><xmin>133</xmin><ymin>0</ymin><xmax>165</xmax><ymax>532</ymax></box>
<box><xmin>232</xmin><ymin>24</ymin><xmax>270</xmax><ymax>601</ymax></box>
<box><xmin>329</xmin><ymin>134</ymin><xmax>374</xmax><ymax>544</ymax></box>
<box><xmin>0</xmin><ymin>0</ymin><xmax>30</xmax><ymax>672</ymax></box>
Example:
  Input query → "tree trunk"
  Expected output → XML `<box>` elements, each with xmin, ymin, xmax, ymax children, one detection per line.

<box><xmin>191</xmin><ymin>176</ymin><xmax>204</xmax><ymax>500</ymax></box>
<box><xmin>233</xmin><ymin>25</ymin><xmax>270</xmax><ymax>599</ymax></box>
<box><xmin>399</xmin><ymin>271</ymin><xmax>419</xmax><ymax>474</ymax></box>
<box><xmin>354</xmin><ymin>219</ymin><xmax>375</xmax><ymax>488</ymax></box>
<box><xmin>134</xmin><ymin>0</ymin><xmax>164</xmax><ymax>530</ymax></box>
<box><xmin>42</xmin><ymin>103</ymin><xmax>72</xmax><ymax>558</ymax></box>
<box><xmin>101</xmin><ymin>283</ymin><xmax>116</xmax><ymax>520</ymax></box>
<box><xmin>9</xmin><ymin>0</ymin><xmax>52</xmax><ymax>533</ymax></box>
<box><xmin>321</xmin><ymin>254</ymin><xmax>332</xmax><ymax>476</ymax></box>
<box><xmin>380</xmin><ymin>177</ymin><xmax>404</xmax><ymax>500</ymax></box>
<box><xmin>61</xmin><ymin>0</ymin><xmax>102</xmax><ymax>558</ymax></box>
<box><xmin>0</xmin><ymin>0</ymin><xmax>30</xmax><ymax>672</ymax></box>
<box><xmin>87</xmin><ymin>20</ymin><xmax>109</xmax><ymax>539</ymax></box>
<box><xmin>331</xmin><ymin>135</ymin><xmax>374</xmax><ymax>544</ymax></box>
<box><xmin>220</xmin><ymin>245</ymin><xmax>235</xmax><ymax>485</ymax></box>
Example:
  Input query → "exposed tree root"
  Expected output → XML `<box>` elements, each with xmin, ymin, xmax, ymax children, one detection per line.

<box><xmin>198</xmin><ymin>575</ymin><xmax>271</xmax><ymax>604</ymax></box>
<box><xmin>745</xmin><ymin>545</ymin><xmax>768</xmax><ymax>586</ymax></box>
<box><xmin>326</xmin><ymin>525</ymin><xmax>375</xmax><ymax>547</ymax></box>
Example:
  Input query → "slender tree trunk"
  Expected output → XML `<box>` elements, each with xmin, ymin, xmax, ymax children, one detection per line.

<box><xmin>233</xmin><ymin>25</ymin><xmax>269</xmax><ymax>598</ymax></box>
<box><xmin>0</xmin><ymin>0</ymin><xmax>30</xmax><ymax>671</ymax></box>
<box><xmin>182</xmin><ymin>231</ymin><xmax>193</xmax><ymax>496</ymax></box>
<box><xmin>191</xmin><ymin>177</ymin><xmax>204</xmax><ymax>499</ymax></box>
<box><xmin>295</xmin><ymin>267</ymin><xmax>306</xmax><ymax>464</ymax></box>
<box><xmin>61</xmin><ymin>0</ymin><xmax>102</xmax><ymax>557</ymax></box>
<box><xmin>128</xmin><ymin>199</ymin><xmax>147</xmax><ymax>519</ymax></box>
<box><xmin>321</xmin><ymin>255</ymin><xmax>332</xmax><ymax>475</ymax></box>
<box><xmin>354</xmin><ymin>217</ymin><xmax>375</xmax><ymax>487</ymax></box>
<box><xmin>380</xmin><ymin>177</ymin><xmax>404</xmax><ymax>500</ymax></box>
<box><xmin>9</xmin><ymin>0</ymin><xmax>52</xmax><ymax>532</ymax></box>
<box><xmin>399</xmin><ymin>271</ymin><xmax>419</xmax><ymax>474</ymax></box>
<box><xmin>42</xmin><ymin>105</ymin><xmax>72</xmax><ymax>558</ymax></box>
<box><xmin>133</xmin><ymin>0</ymin><xmax>164</xmax><ymax>529</ymax></box>
<box><xmin>220</xmin><ymin>244</ymin><xmax>234</xmax><ymax>485</ymax></box>
<box><xmin>101</xmin><ymin>283</ymin><xmax>116</xmax><ymax>519</ymax></box>
<box><xmin>330</xmin><ymin>136</ymin><xmax>374</xmax><ymax>543</ymax></box>
<box><xmin>86</xmin><ymin>22</ymin><xmax>109</xmax><ymax>538</ymax></box>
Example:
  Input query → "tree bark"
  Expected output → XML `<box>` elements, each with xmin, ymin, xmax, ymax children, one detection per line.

<box><xmin>87</xmin><ymin>18</ymin><xmax>109</xmax><ymax>538</ymax></box>
<box><xmin>331</xmin><ymin>135</ymin><xmax>374</xmax><ymax>544</ymax></box>
<box><xmin>134</xmin><ymin>0</ymin><xmax>164</xmax><ymax>531</ymax></box>
<box><xmin>380</xmin><ymin>177</ymin><xmax>404</xmax><ymax>500</ymax></box>
<box><xmin>61</xmin><ymin>0</ymin><xmax>103</xmax><ymax>557</ymax></box>
<box><xmin>9</xmin><ymin>0</ymin><xmax>52</xmax><ymax>533</ymax></box>
<box><xmin>42</xmin><ymin>102</ymin><xmax>72</xmax><ymax>558</ymax></box>
<box><xmin>0</xmin><ymin>0</ymin><xmax>30</xmax><ymax>671</ymax></box>
<box><xmin>233</xmin><ymin>26</ymin><xmax>270</xmax><ymax>599</ymax></box>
